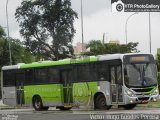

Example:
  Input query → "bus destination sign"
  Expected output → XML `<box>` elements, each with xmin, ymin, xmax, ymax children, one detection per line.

<box><xmin>130</xmin><ymin>56</ymin><xmax>149</xmax><ymax>62</ymax></box>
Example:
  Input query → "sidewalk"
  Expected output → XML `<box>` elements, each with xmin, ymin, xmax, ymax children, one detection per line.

<box><xmin>0</xmin><ymin>100</ymin><xmax>15</xmax><ymax>109</ymax></box>
<box><xmin>0</xmin><ymin>100</ymin><xmax>7</xmax><ymax>107</ymax></box>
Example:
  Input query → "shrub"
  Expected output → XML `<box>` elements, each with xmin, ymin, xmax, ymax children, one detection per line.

<box><xmin>157</xmin><ymin>72</ymin><xmax>160</xmax><ymax>91</ymax></box>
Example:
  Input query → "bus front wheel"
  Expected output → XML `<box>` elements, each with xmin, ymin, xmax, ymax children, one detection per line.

<box><xmin>95</xmin><ymin>94</ymin><xmax>111</xmax><ymax>110</ymax></box>
<box><xmin>33</xmin><ymin>96</ymin><xmax>46</xmax><ymax>111</ymax></box>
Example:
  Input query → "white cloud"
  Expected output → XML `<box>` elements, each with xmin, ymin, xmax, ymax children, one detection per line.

<box><xmin>0</xmin><ymin>0</ymin><xmax>160</xmax><ymax>56</ymax></box>
<box><xmin>0</xmin><ymin>0</ymin><xmax>22</xmax><ymax>39</ymax></box>
<box><xmin>10</xmin><ymin>29</ymin><xmax>22</xmax><ymax>40</ymax></box>
<box><xmin>73</xmin><ymin>9</ymin><xmax>160</xmax><ymax>55</ymax></box>
<box><xmin>73</xmin><ymin>9</ymin><xmax>131</xmax><ymax>44</ymax></box>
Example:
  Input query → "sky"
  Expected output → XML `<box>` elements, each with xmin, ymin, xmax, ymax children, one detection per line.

<box><xmin>0</xmin><ymin>0</ymin><xmax>160</xmax><ymax>55</ymax></box>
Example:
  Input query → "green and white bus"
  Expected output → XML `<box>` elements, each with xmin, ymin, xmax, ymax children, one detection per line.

<box><xmin>1</xmin><ymin>53</ymin><xmax>159</xmax><ymax>110</ymax></box>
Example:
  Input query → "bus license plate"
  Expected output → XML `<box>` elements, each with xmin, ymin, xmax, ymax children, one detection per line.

<box><xmin>142</xmin><ymin>100</ymin><xmax>148</xmax><ymax>104</ymax></box>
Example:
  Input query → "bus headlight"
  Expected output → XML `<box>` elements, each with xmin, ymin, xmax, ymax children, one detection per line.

<box><xmin>152</xmin><ymin>88</ymin><xmax>159</xmax><ymax>95</ymax></box>
<box><xmin>125</xmin><ymin>90</ymin><xmax>135</xmax><ymax>97</ymax></box>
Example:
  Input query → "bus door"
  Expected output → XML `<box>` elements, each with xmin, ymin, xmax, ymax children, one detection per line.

<box><xmin>60</xmin><ymin>70</ymin><xmax>73</xmax><ymax>105</ymax></box>
<box><xmin>15</xmin><ymin>72</ymin><xmax>25</xmax><ymax>106</ymax></box>
<box><xmin>110</xmin><ymin>65</ymin><xmax>123</xmax><ymax>104</ymax></box>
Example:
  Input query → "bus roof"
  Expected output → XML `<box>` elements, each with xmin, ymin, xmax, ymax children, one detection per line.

<box><xmin>98</xmin><ymin>54</ymin><xmax>122</xmax><ymax>61</ymax></box>
<box><xmin>98</xmin><ymin>53</ymin><xmax>152</xmax><ymax>61</ymax></box>
<box><xmin>2</xmin><ymin>65</ymin><xmax>20</xmax><ymax>70</ymax></box>
<box><xmin>2</xmin><ymin>56</ymin><xmax>97</xmax><ymax>70</ymax></box>
<box><xmin>2</xmin><ymin>53</ymin><xmax>152</xmax><ymax>70</ymax></box>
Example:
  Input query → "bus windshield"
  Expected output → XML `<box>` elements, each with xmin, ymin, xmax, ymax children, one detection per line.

<box><xmin>124</xmin><ymin>63</ymin><xmax>157</xmax><ymax>87</ymax></box>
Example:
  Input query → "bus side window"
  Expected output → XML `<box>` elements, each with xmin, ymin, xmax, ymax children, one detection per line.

<box><xmin>97</xmin><ymin>62</ymin><xmax>107</xmax><ymax>81</ymax></box>
<box><xmin>3</xmin><ymin>70</ymin><xmax>16</xmax><ymax>87</ymax></box>
<box><xmin>35</xmin><ymin>68</ymin><xmax>47</xmax><ymax>84</ymax></box>
<box><xmin>48</xmin><ymin>68</ymin><xmax>59</xmax><ymax>83</ymax></box>
<box><xmin>25</xmin><ymin>69</ymin><xmax>34</xmax><ymax>85</ymax></box>
<box><xmin>76</xmin><ymin>63</ymin><xmax>90</xmax><ymax>82</ymax></box>
<box><xmin>72</xmin><ymin>65</ymin><xmax>77</xmax><ymax>82</ymax></box>
<box><xmin>90</xmin><ymin>62</ymin><xmax>98</xmax><ymax>81</ymax></box>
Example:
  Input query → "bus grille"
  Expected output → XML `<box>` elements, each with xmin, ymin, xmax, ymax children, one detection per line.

<box><xmin>138</xmin><ymin>97</ymin><xmax>149</xmax><ymax>101</ymax></box>
<box><xmin>132</xmin><ymin>88</ymin><xmax>153</xmax><ymax>93</ymax></box>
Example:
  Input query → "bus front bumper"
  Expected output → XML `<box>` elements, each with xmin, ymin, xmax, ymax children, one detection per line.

<box><xmin>124</xmin><ymin>94</ymin><xmax>159</xmax><ymax>104</ymax></box>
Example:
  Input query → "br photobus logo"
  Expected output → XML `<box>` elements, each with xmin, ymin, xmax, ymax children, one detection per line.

<box><xmin>111</xmin><ymin>0</ymin><xmax>160</xmax><ymax>12</ymax></box>
<box><xmin>112</xmin><ymin>0</ymin><xmax>124</xmax><ymax>12</ymax></box>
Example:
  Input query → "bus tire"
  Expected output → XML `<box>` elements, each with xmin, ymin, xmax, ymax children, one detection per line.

<box><xmin>123</xmin><ymin>104</ymin><xmax>136</xmax><ymax>110</ymax></box>
<box><xmin>58</xmin><ymin>106</ymin><xmax>72</xmax><ymax>111</ymax></box>
<box><xmin>95</xmin><ymin>94</ymin><xmax>111</xmax><ymax>110</ymax></box>
<box><xmin>33</xmin><ymin>96</ymin><xmax>44</xmax><ymax>111</ymax></box>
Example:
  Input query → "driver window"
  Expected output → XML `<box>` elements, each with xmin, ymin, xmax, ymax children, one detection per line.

<box><xmin>117</xmin><ymin>66</ymin><xmax>122</xmax><ymax>85</ymax></box>
<box><xmin>111</xmin><ymin>67</ymin><xmax>116</xmax><ymax>84</ymax></box>
<box><xmin>110</xmin><ymin>65</ymin><xmax>122</xmax><ymax>85</ymax></box>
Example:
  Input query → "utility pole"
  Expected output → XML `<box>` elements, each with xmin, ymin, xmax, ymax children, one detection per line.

<box><xmin>81</xmin><ymin>0</ymin><xmax>84</xmax><ymax>52</ymax></box>
<box><xmin>149</xmin><ymin>12</ymin><xmax>151</xmax><ymax>53</ymax></box>
<box><xmin>6</xmin><ymin>0</ymin><xmax>12</xmax><ymax>65</ymax></box>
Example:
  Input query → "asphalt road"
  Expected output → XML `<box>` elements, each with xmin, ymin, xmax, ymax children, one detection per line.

<box><xmin>0</xmin><ymin>106</ymin><xmax>160</xmax><ymax>120</ymax></box>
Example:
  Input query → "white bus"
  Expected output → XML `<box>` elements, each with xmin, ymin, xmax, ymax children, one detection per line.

<box><xmin>1</xmin><ymin>53</ymin><xmax>159</xmax><ymax>110</ymax></box>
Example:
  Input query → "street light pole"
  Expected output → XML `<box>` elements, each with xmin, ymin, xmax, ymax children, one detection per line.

<box><xmin>125</xmin><ymin>12</ymin><xmax>138</xmax><ymax>44</ymax></box>
<box><xmin>81</xmin><ymin>0</ymin><xmax>84</xmax><ymax>52</ymax></box>
<box><xmin>102</xmin><ymin>32</ymin><xmax>108</xmax><ymax>44</ymax></box>
<box><xmin>149</xmin><ymin>12</ymin><xmax>151</xmax><ymax>53</ymax></box>
<box><xmin>6</xmin><ymin>0</ymin><xmax>12</xmax><ymax>65</ymax></box>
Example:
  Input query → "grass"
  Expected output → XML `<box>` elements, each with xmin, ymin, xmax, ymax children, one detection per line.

<box><xmin>137</xmin><ymin>100</ymin><xmax>160</xmax><ymax>107</ymax></box>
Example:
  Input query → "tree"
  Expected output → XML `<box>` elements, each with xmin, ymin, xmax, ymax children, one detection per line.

<box><xmin>156</xmin><ymin>50</ymin><xmax>160</xmax><ymax>71</ymax></box>
<box><xmin>0</xmin><ymin>26</ymin><xmax>34</xmax><ymax>98</ymax></box>
<box><xmin>84</xmin><ymin>40</ymin><xmax>105</xmax><ymax>55</ymax></box>
<box><xmin>156</xmin><ymin>49</ymin><xmax>160</xmax><ymax>90</ymax></box>
<box><xmin>0</xmin><ymin>38</ymin><xmax>34</xmax><ymax>67</ymax></box>
<box><xmin>15</xmin><ymin>0</ymin><xmax>77</xmax><ymax>60</ymax></box>
<box><xmin>82</xmin><ymin>40</ymin><xmax>139</xmax><ymax>56</ymax></box>
<box><xmin>0</xmin><ymin>25</ymin><xmax>34</xmax><ymax>67</ymax></box>
<box><xmin>0</xmin><ymin>26</ymin><xmax>6</xmax><ymax>37</ymax></box>
<box><xmin>11</xmin><ymin>39</ymin><xmax>34</xmax><ymax>64</ymax></box>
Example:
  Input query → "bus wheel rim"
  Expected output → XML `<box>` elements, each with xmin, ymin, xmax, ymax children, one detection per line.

<box><xmin>35</xmin><ymin>100</ymin><xmax>41</xmax><ymax>108</ymax></box>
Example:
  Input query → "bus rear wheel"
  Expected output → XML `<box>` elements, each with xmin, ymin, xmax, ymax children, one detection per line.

<box><xmin>95</xmin><ymin>94</ymin><xmax>111</xmax><ymax>110</ymax></box>
<box><xmin>123</xmin><ymin>104</ymin><xmax>136</xmax><ymax>110</ymax></box>
<box><xmin>33</xmin><ymin>96</ymin><xmax>47</xmax><ymax>111</ymax></box>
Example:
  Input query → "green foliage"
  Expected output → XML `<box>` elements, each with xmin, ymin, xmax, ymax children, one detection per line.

<box><xmin>15</xmin><ymin>0</ymin><xmax>77</xmax><ymax>60</ymax></box>
<box><xmin>0</xmin><ymin>26</ymin><xmax>6</xmax><ymax>37</ymax></box>
<box><xmin>156</xmin><ymin>50</ymin><xmax>160</xmax><ymax>90</ymax></box>
<box><xmin>83</xmin><ymin>40</ymin><xmax>139</xmax><ymax>56</ymax></box>
<box><xmin>0</xmin><ymin>38</ymin><xmax>10</xmax><ymax>66</ymax></box>
<box><xmin>0</xmin><ymin>38</ymin><xmax>34</xmax><ymax>67</ymax></box>
<box><xmin>84</xmin><ymin>40</ymin><xmax>105</xmax><ymax>55</ymax></box>
<box><xmin>0</xmin><ymin>26</ymin><xmax>35</xmax><ymax>98</ymax></box>
<box><xmin>10</xmin><ymin>39</ymin><xmax>34</xmax><ymax>64</ymax></box>
<box><xmin>157</xmin><ymin>72</ymin><xmax>160</xmax><ymax>90</ymax></box>
<box><xmin>156</xmin><ymin>50</ymin><xmax>160</xmax><ymax>91</ymax></box>
<box><xmin>0</xmin><ymin>26</ymin><xmax>34</xmax><ymax>67</ymax></box>
<box><xmin>156</xmin><ymin>53</ymin><xmax>160</xmax><ymax>72</ymax></box>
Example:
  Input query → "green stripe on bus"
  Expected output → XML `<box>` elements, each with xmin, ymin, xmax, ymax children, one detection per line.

<box><xmin>144</xmin><ymin>86</ymin><xmax>157</xmax><ymax>95</ymax></box>
<box><xmin>24</xmin><ymin>84</ymin><xmax>63</xmax><ymax>103</ymax></box>
<box><xmin>73</xmin><ymin>82</ymin><xmax>98</xmax><ymax>101</ymax></box>
<box><xmin>24</xmin><ymin>81</ymin><xmax>98</xmax><ymax>104</ymax></box>
<box><xmin>20</xmin><ymin>56</ymin><xmax>97</xmax><ymax>69</ymax></box>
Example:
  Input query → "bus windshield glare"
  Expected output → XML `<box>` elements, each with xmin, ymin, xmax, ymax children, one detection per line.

<box><xmin>124</xmin><ymin>63</ymin><xmax>157</xmax><ymax>87</ymax></box>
